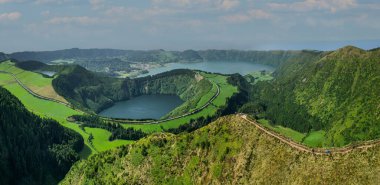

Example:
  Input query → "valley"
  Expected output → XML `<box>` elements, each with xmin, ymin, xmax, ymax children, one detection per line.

<box><xmin>0</xmin><ymin>59</ymin><xmax>239</xmax><ymax>157</ymax></box>
<box><xmin>62</xmin><ymin>115</ymin><xmax>380</xmax><ymax>185</ymax></box>
<box><xmin>2</xmin><ymin>1</ymin><xmax>379</xmax><ymax>184</ymax></box>
<box><xmin>1</xmin><ymin>46</ymin><xmax>380</xmax><ymax>185</ymax></box>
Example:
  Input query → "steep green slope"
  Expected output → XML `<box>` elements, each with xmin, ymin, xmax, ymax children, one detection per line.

<box><xmin>0</xmin><ymin>87</ymin><xmax>83</xmax><ymax>185</ymax></box>
<box><xmin>246</xmin><ymin>46</ymin><xmax>380</xmax><ymax>146</ymax></box>
<box><xmin>62</xmin><ymin>115</ymin><xmax>380</xmax><ymax>185</ymax></box>
<box><xmin>0</xmin><ymin>52</ymin><xmax>8</xmax><ymax>61</ymax></box>
<box><xmin>198</xmin><ymin>49</ymin><xmax>325</xmax><ymax>67</ymax></box>
<box><xmin>0</xmin><ymin>61</ymin><xmax>133</xmax><ymax>156</ymax></box>
<box><xmin>53</xmin><ymin>66</ymin><xmax>212</xmax><ymax>116</ymax></box>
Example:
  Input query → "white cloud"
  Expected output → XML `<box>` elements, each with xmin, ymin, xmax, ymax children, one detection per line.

<box><xmin>152</xmin><ymin>0</ymin><xmax>240</xmax><ymax>10</ymax></box>
<box><xmin>104</xmin><ymin>6</ymin><xmax>181</xmax><ymax>21</ymax></box>
<box><xmin>222</xmin><ymin>9</ymin><xmax>273</xmax><ymax>23</ymax></box>
<box><xmin>0</xmin><ymin>12</ymin><xmax>22</xmax><ymax>22</ymax></box>
<box><xmin>34</xmin><ymin>0</ymin><xmax>73</xmax><ymax>4</ymax></box>
<box><xmin>41</xmin><ymin>10</ymin><xmax>50</xmax><ymax>16</ymax></box>
<box><xmin>45</xmin><ymin>16</ymin><xmax>104</xmax><ymax>25</ymax></box>
<box><xmin>269</xmin><ymin>0</ymin><xmax>357</xmax><ymax>13</ymax></box>
<box><xmin>89</xmin><ymin>0</ymin><xmax>104</xmax><ymax>10</ymax></box>
<box><xmin>151</xmin><ymin>0</ymin><xmax>192</xmax><ymax>7</ymax></box>
<box><xmin>219</xmin><ymin>0</ymin><xmax>239</xmax><ymax>10</ymax></box>
<box><xmin>0</xmin><ymin>0</ymin><xmax>25</xmax><ymax>3</ymax></box>
<box><xmin>0</xmin><ymin>0</ymin><xmax>19</xmax><ymax>3</ymax></box>
<box><xmin>0</xmin><ymin>0</ymin><xmax>13</xmax><ymax>3</ymax></box>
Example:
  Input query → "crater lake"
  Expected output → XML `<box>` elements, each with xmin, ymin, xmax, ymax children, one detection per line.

<box><xmin>98</xmin><ymin>94</ymin><xmax>184</xmax><ymax>119</ymax></box>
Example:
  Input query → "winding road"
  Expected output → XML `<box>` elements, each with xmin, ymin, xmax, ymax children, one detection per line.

<box><xmin>0</xmin><ymin>70</ymin><xmax>72</xmax><ymax>106</ymax></box>
<box><xmin>101</xmin><ymin>82</ymin><xmax>221</xmax><ymax>124</ymax></box>
<box><xmin>3</xmin><ymin>69</ymin><xmax>380</xmax><ymax>155</ymax></box>
<box><xmin>1</xmin><ymin>69</ymin><xmax>221</xmax><ymax>125</ymax></box>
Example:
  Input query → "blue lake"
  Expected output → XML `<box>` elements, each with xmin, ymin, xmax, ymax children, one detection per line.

<box><xmin>138</xmin><ymin>60</ymin><xmax>274</xmax><ymax>77</ymax></box>
<box><xmin>98</xmin><ymin>94</ymin><xmax>183</xmax><ymax>119</ymax></box>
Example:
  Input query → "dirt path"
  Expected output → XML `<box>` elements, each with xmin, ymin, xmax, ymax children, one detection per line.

<box><xmin>240</xmin><ymin>114</ymin><xmax>380</xmax><ymax>155</ymax></box>
<box><xmin>6</xmin><ymin>68</ymin><xmax>379</xmax><ymax>154</ymax></box>
<box><xmin>0</xmin><ymin>70</ymin><xmax>74</xmax><ymax>107</ymax></box>
<box><xmin>1</xmin><ymin>69</ymin><xmax>222</xmax><ymax>125</ymax></box>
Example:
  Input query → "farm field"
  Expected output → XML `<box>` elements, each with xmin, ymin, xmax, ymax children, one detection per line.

<box><xmin>0</xmin><ymin>61</ymin><xmax>68</xmax><ymax>103</ymax></box>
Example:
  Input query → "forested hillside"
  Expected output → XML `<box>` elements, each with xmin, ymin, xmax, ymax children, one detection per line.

<box><xmin>62</xmin><ymin>115</ymin><xmax>380</xmax><ymax>185</ymax></box>
<box><xmin>0</xmin><ymin>87</ymin><xmax>83</xmax><ymax>185</ymax></box>
<box><xmin>52</xmin><ymin>66</ymin><xmax>212</xmax><ymax>115</ymax></box>
<box><xmin>9</xmin><ymin>49</ymin><xmax>201</xmax><ymax>63</ymax></box>
<box><xmin>245</xmin><ymin>46</ymin><xmax>380</xmax><ymax>146</ymax></box>
<box><xmin>9</xmin><ymin>48</ymin><xmax>325</xmax><ymax>68</ymax></box>
<box><xmin>198</xmin><ymin>49</ymin><xmax>325</xmax><ymax>67</ymax></box>
<box><xmin>0</xmin><ymin>52</ymin><xmax>8</xmax><ymax>61</ymax></box>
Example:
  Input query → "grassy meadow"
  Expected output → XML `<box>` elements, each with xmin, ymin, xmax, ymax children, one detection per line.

<box><xmin>0</xmin><ymin>61</ymin><xmax>131</xmax><ymax>157</ymax></box>
<box><xmin>258</xmin><ymin>118</ymin><xmax>326</xmax><ymax>147</ymax></box>
<box><xmin>0</xmin><ymin>61</ymin><xmax>239</xmax><ymax>157</ymax></box>
<box><xmin>0</xmin><ymin>61</ymin><xmax>67</xmax><ymax>102</ymax></box>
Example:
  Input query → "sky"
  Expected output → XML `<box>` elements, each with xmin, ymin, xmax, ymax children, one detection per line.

<box><xmin>0</xmin><ymin>0</ymin><xmax>379</xmax><ymax>52</ymax></box>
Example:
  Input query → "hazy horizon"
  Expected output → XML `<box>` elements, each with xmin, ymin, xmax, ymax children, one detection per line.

<box><xmin>1</xmin><ymin>0</ymin><xmax>379</xmax><ymax>53</ymax></box>
<box><xmin>3</xmin><ymin>39</ymin><xmax>379</xmax><ymax>54</ymax></box>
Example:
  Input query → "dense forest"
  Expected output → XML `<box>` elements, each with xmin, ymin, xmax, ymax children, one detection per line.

<box><xmin>52</xmin><ymin>66</ymin><xmax>212</xmax><ymax>116</ymax></box>
<box><xmin>0</xmin><ymin>52</ymin><xmax>8</xmax><ymax>61</ymax></box>
<box><xmin>70</xmin><ymin>115</ymin><xmax>147</xmax><ymax>141</ymax></box>
<box><xmin>0</xmin><ymin>87</ymin><xmax>83</xmax><ymax>185</ymax></box>
<box><xmin>243</xmin><ymin>46</ymin><xmax>380</xmax><ymax>146</ymax></box>
<box><xmin>198</xmin><ymin>49</ymin><xmax>326</xmax><ymax>67</ymax></box>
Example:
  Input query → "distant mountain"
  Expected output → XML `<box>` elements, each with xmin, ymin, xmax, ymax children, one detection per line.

<box><xmin>0</xmin><ymin>87</ymin><xmax>83</xmax><ymax>185</ymax></box>
<box><xmin>10</xmin><ymin>48</ymin><xmax>129</xmax><ymax>62</ymax></box>
<box><xmin>9</xmin><ymin>48</ymin><xmax>325</xmax><ymax>68</ymax></box>
<box><xmin>246</xmin><ymin>46</ymin><xmax>380</xmax><ymax>146</ymax></box>
<box><xmin>198</xmin><ymin>49</ymin><xmax>326</xmax><ymax>67</ymax></box>
<box><xmin>62</xmin><ymin>115</ymin><xmax>380</xmax><ymax>184</ymax></box>
<box><xmin>9</xmin><ymin>48</ymin><xmax>196</xmax><ymax>63</ymax></box>
<box><xmin>0</xmin><ymin>52</ymin><xmax>8</xmax><ymax>61</ymax></box>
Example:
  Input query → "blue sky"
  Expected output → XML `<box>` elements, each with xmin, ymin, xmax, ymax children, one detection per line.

<box><xmin>0</xmin><ymin>0</ymin><xmax>379</xmax><ymax>52</ymax></box>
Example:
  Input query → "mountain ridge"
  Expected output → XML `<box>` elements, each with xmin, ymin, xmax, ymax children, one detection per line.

<box><xmin>62</xmin><ymin>115</ymin><xmax>380</xmax><ymax>185</ymax></box>
<box><xmin>245</xmin><ymin>46</ymin><xmax>380</xmax><ymax>147</ymax></box>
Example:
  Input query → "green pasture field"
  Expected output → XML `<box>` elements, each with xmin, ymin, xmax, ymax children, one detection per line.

<box><xmin>0</xmin><ymin>63</ymin><xmax>131</xmax><ymax>158</ymax></box>
<box><xmin>0</xmin><ymin>61</ymin><xmax>239</xmax><ymax>155</ymax></box>
<box><xmin>246</xmin><ymin>71</ymin><xmax>274</xmax><ymax>85</ymax></box>
<box><xmin>302</xmin><ymin>130</ymin><xmax>326</xmax><ymax>147</ymax></box>
<box><xmin>258</xmin><ymin>119</ymin><xmax>306</xmax><ymax>143</ymax></box>
<box><xmin>202</xmin><ymin>73</ymin><xmax>238</xmax><ymax>106</ymax></box>
<box><xmin>258</xmin><ymin>119</ymin><xmax>326</xmax><ymax>147</ymax></box>
<box><xmin>84</xmin><ymin>127</ymin><xmax>134</xmax><ymax>152</ymax></box>
<box><xmin>0</xmin><ymin>61</ymin><xmax>67</xmax><ymax>102</ymax></box>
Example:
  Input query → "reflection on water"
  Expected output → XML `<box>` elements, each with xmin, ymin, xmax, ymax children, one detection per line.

<box><xmin>98</xmin><ymin>94</ymin><xmax>183</xmax><ymax>119</ymax></box>
<box><xmin>138</xmin><ymin>61</ymin><xmax>274</xmax><ymax>77</ymax></box>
